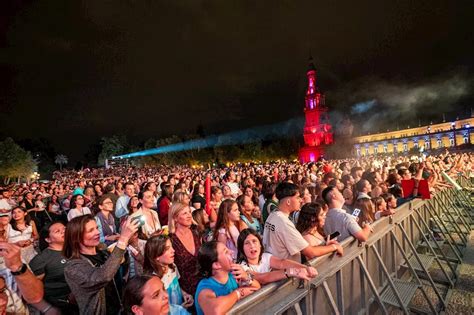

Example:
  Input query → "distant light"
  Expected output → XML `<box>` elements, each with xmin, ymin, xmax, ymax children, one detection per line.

<box><xmin>466</xmin><ymin>124</ymin><xmax>470</xmax><ymax>128</ymax></box>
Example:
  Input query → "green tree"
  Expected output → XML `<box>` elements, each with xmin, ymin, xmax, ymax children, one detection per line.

<box><xmin>98</xmin><ymin>135</ymin><xmax>129</xmax><ymax>166</ymax></box>
<box><xmin>54</xmin><ymin>154</ymin><xmax>68</xmax><ymax>170</ymax></box>
<box><xmin>0</xmin><ymin>138</ymin><xmax>37</xmax><ymax>184</ymax></box>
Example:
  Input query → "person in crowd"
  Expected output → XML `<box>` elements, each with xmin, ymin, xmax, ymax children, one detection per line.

<box><xmin>0</xmin><ymin>241</ymin><xmax>45</xmax><ymax>314</ymax></box>
<box><xmin>102</xmin><ymin>183</ymin><xmax>119</xmax><ymax>208</ymax></box>
<box><xmin>191</xmin><ymin>183</ymin><xmax>206</xmax><ymax>211</ymax></box>
<box><xmin>143</xmin><ymin>234</ymin><xmax>194</xmax><ymax>308</ymax></box>
<box><xmin>83</xmin><ymin>185</ymin><xmax>96</xmax><ymax>208</ymax></box>
<box><xmin>214</xmin><ymin>199</ymin><xmax>248</xmax><ymax>260</ymax></box>
<box><xmin>126</xmin><ymin>230</ymin><xmax>146</xmax><ymax>279</ymax></box>
<box><xmin>72</xmin><ymin>180</ymin><xmax>86</xmax><ymax>196</ymax></box>
<box><xmin>262</xmin><ymin>183</ymin><xmax>278</xmax><ymax>223</ymax></box>
<box><xmin>63</xmin><ymin>215</ymin><xmax>139</xmax><ymax>315</ymax></box>
<box><xmin>172</xmin><ymin>191</ymin><xmax>191</xmax><ymax>207</ymax></box>
<box><xmin>94</xmin><ymin>184</ymin><xmax>103</xmax><ymax>197</ymax></box>
<box><xmin>224</xmin><ymin>171</ymin><xmax>241</xmax><ymax>198</ymax></box>
<box><xmin>192</xmin><ymin>208</ymin><xmax>213</xmax><ymax>242</ymax></box>
<box><xmin>352</xmin><ymin>197</ymin><xmax>376</xmax><ymax>228</ymax></box>
<box><xmin>21</xmin><ymin>191</ymin><xmax>44</xmax><ymax>229</ymax></box>
<box><xmin>295</xmin><ymin>203</ymin><xmax>343</xmax><ymax>260</ymax></box>
<box><xmin>67</xmin><ymin>194</ymin><xmax>92</xmax><ymax>221</ymax></box>
<box><xmin>0</xmin><ymin>189</ymin><xmax>16</xmax><ymax>212</ymax></box>
<box><xmin>237</xmin><ymin>195</ymin><xmax>262</xmax><ymax>234</ymax></box>
<box><xmin>131</xmin><ymin>190</ymin><xmax>161</xmax><ymax>239</ymax></box>
<box><xmin>222</xmin><ymin>184</ymin><xmax>233</xmax><ymax>200</ymax></box>
<box><xmin>381</xmin><ymin>193</ymin><xmax>398</xmax><ymax>212</ymax></box>
<box><xmin>322</xmin><ymin>186</ymin><xmax>373</xmax><ymax>242</ymax></box>
<box><xmin>168</xmin><ymin>202</ymin><xmax>202</xmax><ymax>297</ymax></box>
<box><xmin>372</xmin><ymin>196</ymin><xmax>395</xmax><ymax>219</ymax></box>
<box><xmin>8</xmin><ymin>206</ymin><xmax>38</xmax><ymax>263</ymax></box>
<box><xmin>122</xmin><ymin>275</ymin><xmax>188</xmax><ymax>315</ymax></box>
<box><xmin>195</xmin><ymin>241</ymin><xmax>260</xmax><ymax>315</ymax></box>
<box><xmin>47</xmin><ymin>194</ymin><xmax>65</xmax><ymax>222</ymax></box>
<box><xmin>210</xmin><ymin>186</ymin><xmax>223</xmax><ymax>213</ymax></box>
<box><xmin>143</xmin><ymin>182</ymin><xmax>159</xmax><ymax>210</ymax></box>
<box><xmin>157</xmin><ymin>183</ymin><xmax>173</xmax><ymax>226</ymax></box>
<box><xmin>115</xmin><ymin>182</ymin><xmax>136</xmax><ymax>219</ymax></box>
<box><xmin>94</xmin><ymin>195</ymin><xmax>120</xmax><ymax>246</ymax></box>
<box><xmin>237</xmin><ymin>228</ymin><xmax>318</xmax><ymax>285</ymax></box>
<box><xmin>263</xmin><ymin>182</ymin><xmax>343</xmax><ymax>263</ymax></box>
<box><xmin>29</xmin><ymin>221</ymin><xmax>78</xmax><ymax>313</ymax></box>
<box><xmin>354</xmin><ymin>179</ymin><xmax>372</xmax><ymax>201</ymax></box>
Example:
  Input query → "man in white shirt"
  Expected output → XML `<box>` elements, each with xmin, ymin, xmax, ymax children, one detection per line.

<box><xmin>263</xmin><ymin>182</ymin><xmax>342</xmax><ymax>263</ymax></box>
<box><xmin>0</xmin><ymin>189</ymin><xmax>15</xmax><ymax>212</ymax></box>
<box><xmin>115</xmin><ymin>183</ymin><xmax>135</xmax><ymax>218</ymax></box>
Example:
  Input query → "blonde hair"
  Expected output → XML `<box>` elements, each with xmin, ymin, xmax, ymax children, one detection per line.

<box><xmin>168</xmin><ymin>202</ymin><xmax>190</xmax><ymax>233</ymax></box>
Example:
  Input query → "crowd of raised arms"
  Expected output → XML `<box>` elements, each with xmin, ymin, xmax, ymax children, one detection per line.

<box><xmin>0</xmin><ymin>151</ymin><xmax>472</xmax><ymax>315</ymax></box>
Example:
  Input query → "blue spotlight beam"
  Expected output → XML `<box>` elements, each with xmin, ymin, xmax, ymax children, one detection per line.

<box><xmin>112</xmin><ymin>117</ymin><xmax>304</xmax><ymax>159</ymax></box>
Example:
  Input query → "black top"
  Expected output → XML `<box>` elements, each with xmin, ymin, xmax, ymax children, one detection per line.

<box><xmin>29</xmin><ymin>248</ymin><xmax>71</xmax><ymax>307</ymax></box>
<box><xmin>191</xmin><ymin>194</ymin><xmax>206</xmax><ymax>210</ymax></box>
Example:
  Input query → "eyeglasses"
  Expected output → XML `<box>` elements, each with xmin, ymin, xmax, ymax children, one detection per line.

<box><xmin>103</xmin><ymin>201</ymin><xmax>113</xmax><ymax>205</ymax></box>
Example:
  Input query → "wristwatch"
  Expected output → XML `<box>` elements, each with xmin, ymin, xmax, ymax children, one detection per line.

<box><xmin>11</xmin><ymin>263</ymin><xmax>28</xmax><ymax>276</ymax></box>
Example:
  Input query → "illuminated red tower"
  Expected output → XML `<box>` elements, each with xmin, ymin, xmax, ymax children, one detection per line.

<box><xmin>298</xmin><ymin>57</ymin><xmax>333</xmax><ymax>163</ymax></box>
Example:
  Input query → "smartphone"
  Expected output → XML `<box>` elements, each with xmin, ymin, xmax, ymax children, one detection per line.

<box><xmin>352</xmin><ymin>208</ymin><xmax>361</xmax><ymax>217</ymax></box>
<box><xmin>329</xmin><ymin>231</ymin><xmax>340</xmax><ymax>240</ymax></box>
<box><xmin>132</xmin><ymin>215</ymin><xmax>146</xmax><ymax>227</ymax></box>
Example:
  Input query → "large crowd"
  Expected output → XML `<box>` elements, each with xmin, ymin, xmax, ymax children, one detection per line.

<box><xmin>0</xmin><ymin>151</ymin><xmax>472</xmax><ymax>315</ymax></box>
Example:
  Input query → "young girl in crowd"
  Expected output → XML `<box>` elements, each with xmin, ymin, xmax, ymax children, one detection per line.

<box><xmin>381</xmin><ymin>193</ymin><xmax>398</xmax><ymax>212</ymax></box>
<box><xmin>143</xmin><ymin>235</ymin><xmax>193</xmax><ymax>309</ymax></box>
<box><xmin>372</xmin><ymin>196</ymin><xmax>395</xmax><ymax>219</ymax></box>
<box><xmin>192</xmin><ymin>208</ymin><xmax>213</xmax><ymax>242</ymax></box>
<box><xmin>237</xmin><ymin>229</ymin><xmax>318</xmax><ymax>285</ymax></box>
<box><xmin>213</xmin><ymin>199</ymin><xmax>248</xmax><ymax>260</ymax></box>
<box><xmin>67</xmin><ymin>194</ymin><xmax>92</xmax><ymax>221</ymax></box>
<box><xmin>237</xmin><ymin>195</ymin><xmax>262</xmax><ymax>234</ymax></box>
<box><xmin>122</xmin><ymin>275</ymin><xmax>188</xmax><ymax>315</ymax></box>
<box><xmin>8</xmin><ymin>206</ymin><xmax>38</xmax><ymax>263</ymax></box>
<box><xmin>353</xmin><ymin>197</ymin><xmax>376</xmax><ymax>228</ymax></box>
<box><xmin>296</xmin><ymin>203</ymin><xmax>343</xmax><ymax>260</ymax></box>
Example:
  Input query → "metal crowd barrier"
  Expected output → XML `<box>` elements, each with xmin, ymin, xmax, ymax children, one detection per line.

<box><xmin>229</xmin><ymin>180</ymin><xmax>473</xmax><ymax>315</ymax></box>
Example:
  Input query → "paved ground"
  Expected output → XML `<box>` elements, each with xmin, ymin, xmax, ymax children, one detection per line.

<box><xmin>444</xmin><ymin>230</ymin><xmax>474</xmax><ymax>314</ymax></box>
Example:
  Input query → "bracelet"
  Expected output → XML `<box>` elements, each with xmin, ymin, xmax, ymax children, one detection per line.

<box><xmin>235</xmin><ymin>289</ymin><xmax>241</xmax><ymax>300</ymax></box>
<box><xmin>41</xmin><ymin>304</ymin><xmax>53</xmax><ymax>314</ymax></box>
<box><xmin>11</xmin><ymin>263</ymin><xmax>28</xmax><ymax>276</ymax></box>
<box><xmin>117</xmin><ymin>240</ymin><xmax>127</xmax><ymax>249</ymax></box>
<box><xmin>284</xmin><ymin>269</ymin><xmax>290</xmax><ymax>278</ymax></box>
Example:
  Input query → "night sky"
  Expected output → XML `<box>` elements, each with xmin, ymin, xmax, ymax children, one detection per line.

<box><xmin>1</xmin><ymin>1</ymin><xmax>473</xmax><ymax>161</ymax></box>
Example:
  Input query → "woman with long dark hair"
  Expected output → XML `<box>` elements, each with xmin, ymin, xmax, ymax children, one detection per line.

<box><xmin>63</xmin><ymin>215</ymin><xmax>139</xmax><ymax>315</ymax></box>
<box><xmin>237</xmin><ymin>229</ymin><xmax>317</xmax><ymax>285</ymax></box>
<box><xmin>8</xmin><ymin>206</ymin><xmax>38</xmax><ymax>263</ymax></box>
<box><xmin>67</xmin><ymin>194</ymin><xmax>92</xmax><ymax>221</ymax></box>
<box><xmin>122</xmin><ymin>275</ymin><xmax>171</xmax><ymax>315</ymax></box>
<box><xmin>143</xmin><ymin>235</ymin><xmax>193</xmax><ymax>308</ymax></box>
<box><xmin>295</xmin><ymin>203</ymin><xmax>343</xmax><ymax>260</ymax></box>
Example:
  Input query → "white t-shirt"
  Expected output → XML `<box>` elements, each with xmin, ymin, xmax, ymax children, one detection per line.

<box><xmin>240</xmin><ymin>252</ymin><xmax>272</xmax><ymax>273</ymax></box>
<box><xmin>67</xmin><ymin>207</ymin><xmax>92</xmax><ymax>221</ymax></box>
<box><xmin>263</xmin><ymin>210</ymin><xmax>309</xmax><ymax>262</ymax></box>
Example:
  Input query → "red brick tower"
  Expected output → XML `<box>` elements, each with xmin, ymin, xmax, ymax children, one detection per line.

<box><xmin>298</xmin><ymin>57</ymin><xmax>333</xmax><ymax>163</ymax></box>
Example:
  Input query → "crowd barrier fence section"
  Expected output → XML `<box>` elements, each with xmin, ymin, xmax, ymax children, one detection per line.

<box><xmin>229</xmin><ymin>181</ymin><xmax>473</xmax><ymax>315</ymax></box>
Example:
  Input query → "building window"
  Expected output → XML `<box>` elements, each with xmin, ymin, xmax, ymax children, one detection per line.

<box><xmin>383</xmin><ymin>144</ymin><xmax>387</xmax><ymax>153</ymax></box>
<box><xmin>425</xmin><ymin>140</ymin><xmax>430</xmax><ymax>149</ymax></box>
<box><xmin>356</xmin><ymin>148</ymin><xmax>361</xmax><ymax>156</ymax></box>
<box><xmin>403</xmin><ymin>143</ymin><xmax>408</xmax><ymax>152</ymax></box>
<box><xmin>437</xmin><ymin>139</ymin><xmax>442</xmax><ymax>148</ymax></box>
<box><xmin>374</xmin><ymin>146</ymin><xmax>378</xmax><ymax>154</ymax></box>
<box><xmin>413</xmin><ymin>142</ymin><xmax>418</xmax><ymax>149</ymax></box>
<box><xmin>464</xmin><ymin>134</ymin><xmax>469</xmax><ymax>144</ymax></box>
<box><xmin>449</xmin><ymin>138</ymin><xmax>455</xmax><ymax>147</ymax></box>
<box><xmin>365</xmin><ymin>147</ymin><xmax>369</xmax><ymax>155</ymax></box>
